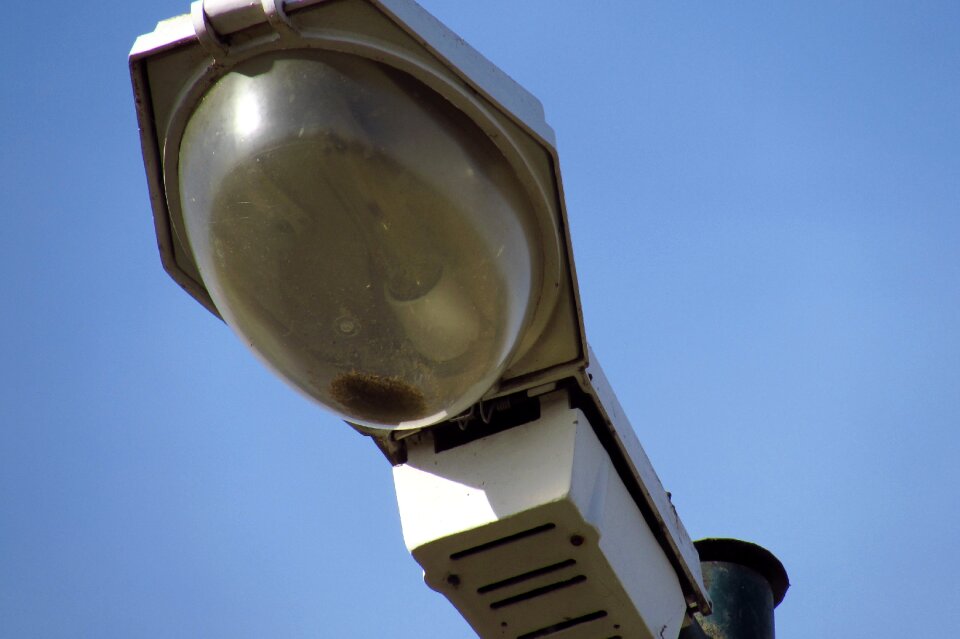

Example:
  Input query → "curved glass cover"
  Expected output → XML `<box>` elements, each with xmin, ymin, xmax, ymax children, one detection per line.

<box><xmin>178</xmin><ymin>51</ymin><xmax>536</xmax><ymax>429</ymax></box>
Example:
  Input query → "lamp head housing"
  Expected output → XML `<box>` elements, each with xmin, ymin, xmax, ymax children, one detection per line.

<box><xmin>130</xmin><ymin>0</ymin><xmax>585</xmax><ymax>430</ymax></box>
<box><xmin>130</xmin><ymin>0</ymin><xmax>714</xmax><ymax>625</ymax></box>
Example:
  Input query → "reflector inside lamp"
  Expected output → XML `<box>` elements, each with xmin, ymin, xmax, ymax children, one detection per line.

<box><xmin>177</xmin><ymin>51</ymin><xmax>537</xmax><ymax>429</ymax></box>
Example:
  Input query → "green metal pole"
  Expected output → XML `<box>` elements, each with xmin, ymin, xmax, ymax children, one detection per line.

<box><xmin>688</xmin><ymin>538</ymin><xmax>789</xmax><ymax>639</ymax></box>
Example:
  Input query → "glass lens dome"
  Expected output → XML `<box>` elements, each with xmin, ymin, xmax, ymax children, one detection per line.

<box><xmin>177</xmin><ymin>50</ymin><xmax>537</xmax><ymax>429</ymax></box>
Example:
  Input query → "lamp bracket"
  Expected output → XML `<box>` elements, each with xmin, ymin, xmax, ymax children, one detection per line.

<box><xmin>260</xmin><ymin>0</ymin><xmax>300</xmax><ymax>40</ymax></box>
<box><xmin>191</xmin><ymin>0</ymin><xmax>312</xmax><ymax>59</ymax></box>
<box><xmin>190</xmin><ymin>0</ymin><xmax>228</xmax><ymax>61</ymax></box>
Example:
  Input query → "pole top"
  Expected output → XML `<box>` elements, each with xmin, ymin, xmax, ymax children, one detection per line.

<box><xmin>695</xmin><ymin>538</ymin><xmax>790</xmax><ymax>607</ymax></box>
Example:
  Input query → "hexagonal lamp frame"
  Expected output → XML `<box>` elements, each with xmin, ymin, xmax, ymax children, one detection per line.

<box><xmin>130</xmin><ymin>0</ymin><xmax>587</xmax><ymax>407</ymax></box>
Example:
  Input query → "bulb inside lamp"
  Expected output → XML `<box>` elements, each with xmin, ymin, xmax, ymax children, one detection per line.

<box><xmin>177</xmin><ymin>51</ymin><xmax>538</xmax><ymax>429</ymax></box>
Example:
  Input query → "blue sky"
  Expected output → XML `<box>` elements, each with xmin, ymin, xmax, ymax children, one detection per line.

<box><xmin>2</xmin><ymin>1</ymin><xmax>958</xmax><ymax>637</ymax></box>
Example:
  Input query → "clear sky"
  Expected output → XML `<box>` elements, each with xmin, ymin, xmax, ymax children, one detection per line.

<box><xmin>2</xmin><ymin>1</ymin><xmax>958</xmax><ymax>637</ymax></box>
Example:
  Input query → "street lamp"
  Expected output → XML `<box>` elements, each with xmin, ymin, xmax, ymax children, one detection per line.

<box><xmin>129</xmin><ymin>1</ymin><xmax>763</xmax><ymax>637</ymax></box>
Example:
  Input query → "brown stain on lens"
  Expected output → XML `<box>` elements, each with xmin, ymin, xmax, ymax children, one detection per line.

<box><xmin>330</xmin><ymin>371</ymin><xmax>427</xmax><ymax>423</ymax></box>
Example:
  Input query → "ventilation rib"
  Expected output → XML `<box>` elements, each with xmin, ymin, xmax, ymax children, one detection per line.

<box><xmin>516</xmin><ymin>610</ymin><xmax>608</xmax><ymax>639</ymax></box>
<box><xmin>477</xmin><ymin>559</ymin><xmax>577</xmax><ymax>594</ymax></box>
<box><xmin>489</xmin><ymin>575</ymin><xmax>586</xmax><ymax>610</ymax></box>
<box><xmin>449</xmin><ymin>523</ymin><xmax>556</xmax><ymax>560</ymax></box>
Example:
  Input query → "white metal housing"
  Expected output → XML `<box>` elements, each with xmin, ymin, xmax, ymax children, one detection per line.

<box><xmin>394</xmin><ymin>390</ymin><xmax>688</xmax><ymax>639</ymax></box>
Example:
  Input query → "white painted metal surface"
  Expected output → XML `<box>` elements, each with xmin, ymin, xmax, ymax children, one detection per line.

<box><xmin>394</xmin><ymin>391</ymin><xmax>687</xmax><ymax>639</ymax></box>
<box><xmin>579</xmin><ymin>349</ymin><xmax>709</xmax><ymax>614</ymax></box>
